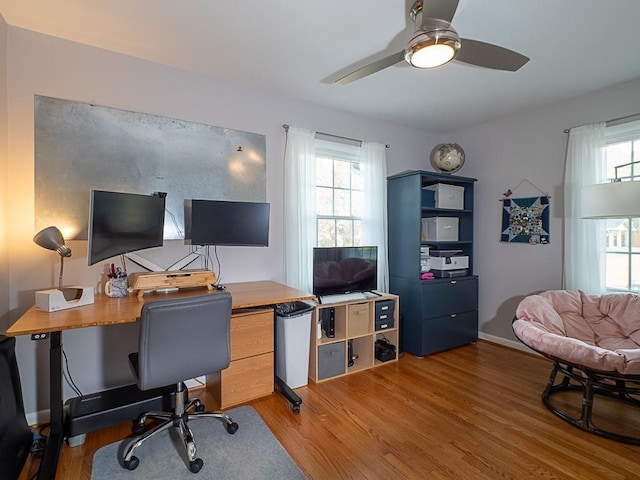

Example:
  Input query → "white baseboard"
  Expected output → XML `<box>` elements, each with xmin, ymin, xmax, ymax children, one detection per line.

<box><xmin>184</xmin><ymin>376</ymin><xmax>206</xmax><ymax>389</ymax></box>
<box><xmin>478</xmin><ymin>332</ymin><xmax>536</xmax><ymax>354</ymax></box>
<box><xmin>26</xmin><ymin>409</ymin><xmax>50</xmax><ymax>428</ymax></box>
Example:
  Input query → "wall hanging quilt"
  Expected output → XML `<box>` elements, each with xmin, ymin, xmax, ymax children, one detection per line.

<box><xmin>501</xmin><ymin>196</ymin><xmax>550</xmax><ymax>245</ymax></box>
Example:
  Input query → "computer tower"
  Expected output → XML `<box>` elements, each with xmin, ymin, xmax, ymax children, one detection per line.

<box><xmin>0</xmin><ymin>336</ymin><xmax>33</xmax><ymax>480</ymax></box>
<box><xmin>321</xmin><ymin>307</ymin><xmax>335</xmax><ymax>338</ymax></box>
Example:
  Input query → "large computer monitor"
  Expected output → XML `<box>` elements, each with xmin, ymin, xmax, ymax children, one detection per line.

<box><xmin>87</xmin><ymin>190</ymin><xmax>166</xmax><ymax>266</ymax></box>
<box><xmin>184</xmin><ymin>199</ymin><xmax>270</xmax><ymax>246</ymax></box>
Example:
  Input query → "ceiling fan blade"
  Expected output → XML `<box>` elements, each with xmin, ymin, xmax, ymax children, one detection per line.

<box><xmin>420</xmin><ymin>0</ymin><xmax>459</xmax><ymax>24</ymax></box>
<box><xmin>335</xmin><ymin>51</ymin><xmax>405</xmax><ymax>85</ymax></box>
<box><xmin>455</xmin><ymin>38</ymin><xmax>529</xmax><ymax>71</ymax></box>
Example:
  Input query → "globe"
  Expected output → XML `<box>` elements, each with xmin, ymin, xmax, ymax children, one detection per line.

<box><xmin>430</xmin><ymin>143</ymin><xmax>465</xmax><ymax>174</ymax></box>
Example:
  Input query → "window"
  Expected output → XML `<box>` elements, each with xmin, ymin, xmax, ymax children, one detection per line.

<box><xmin>283</xmin><ymin>126</ymin><xmax>388</xmax><ymax>292</ymax></box>
<box><xmin>315</xmin><ymin>139</ymin><xmax>364</xmax><ymax>247</ymax></box>
<box><xmin>604</xmin><ymin>129</ymin><xmax>640</xmax><ymax>292</ymax></box>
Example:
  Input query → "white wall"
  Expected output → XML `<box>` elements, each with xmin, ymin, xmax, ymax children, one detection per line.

<box><xmin>0</xmin><ymin>14</ymin><xmax>8</xmax><ymax>331</ymax></box>
<box><xmin>13</xmin><ymin>24</ymin><xmax>640</xmax><ymax>420</ymax></box>
<box><xmin>454</xmin><ymin>77</ymin><xmax>640</xmax><ymax>345</ymax></box>
<box><xmin>4</xmin><ymin>27</ymin><xmax>439</xmax><ymax>419</ymax></box>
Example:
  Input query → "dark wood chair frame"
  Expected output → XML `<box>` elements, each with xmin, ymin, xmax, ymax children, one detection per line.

<box><xmin>513</xmin><ymin>319</ymin><xmax>640</xmax><ymax>445</ymax></box>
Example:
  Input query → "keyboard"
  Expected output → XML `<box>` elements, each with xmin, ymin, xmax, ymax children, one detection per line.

<box><xmin>320</xmin><ymin>292</ymin><xmax>368</xmax><ymax>304</ymax></box>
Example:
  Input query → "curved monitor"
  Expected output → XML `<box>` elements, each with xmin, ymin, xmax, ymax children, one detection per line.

<box><xmin>88</xmin><ymin>190</ymin><xmax>166</xmax><ymax>266</ymax></box>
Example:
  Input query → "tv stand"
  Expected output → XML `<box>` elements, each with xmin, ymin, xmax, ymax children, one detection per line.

<box><xmin>309</xmin><ymin>293</ymin><xmax>399</xmax><ymax>383</ymax></box>
<box><xmin>128</xmin><ymin>270</ymin><xmax>217</xmax><ymax>297</ymax></box>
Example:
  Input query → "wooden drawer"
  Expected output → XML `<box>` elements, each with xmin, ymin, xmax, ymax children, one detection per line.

<box><xmin>207</xmin><ymin>352</ymin><xmax>274</xmax><ymax>409</ymax></box>
<box><xmin>374</xmin><ymin>299</ymin><xmax>395</xmax><ymax>321</ymax></box>
<box><xmin>421</xmin><ymin>277</ymin><xmax>478</xmax><ymax>319</ymax></box>
<box><xmin>421</xmin><ymin>311</ymin><xmax>478</xmax><ymax>354</ymax></box>
<box><xmin>374</xmin><ymin>299</ymin><xmax>395</xmax><ymax>330</ymax></box>
<box><xmin>230</xmin><ymin>309</ymin><xmax>273</xmax><ymax>361</ymax></box>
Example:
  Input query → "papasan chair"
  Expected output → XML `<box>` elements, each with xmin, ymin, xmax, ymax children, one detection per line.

<box><xmin>513</xmin><ymin>289</ymin><xmax>640</xmax><ymax>444</ymax></box>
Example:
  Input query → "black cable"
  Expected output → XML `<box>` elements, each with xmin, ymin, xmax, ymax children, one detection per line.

<box><xmin>378</xmin><ymin>333</ymin><xmax>389</xmax><ymax>343</ymax></box>
<box><xmin>30</xmin><ymin>438</ymin><xmax>46</xmax><ymax>458</ymax></box>
<box><xmin>62</xmin><ymin>349</ymin><xmax>83</xmax><ymax>396</ymax></box>
<box><xmin>38</xmin><ymin>424</ymin><xmax>50</xmax><ymax>437</ymax></box>
<box><xmin>187</xmin><ymin>245</ymin><xmax>208</xmax><ymax>271</ymax></box>
<box><xmin>207</xmin><ymin>245</ymin><xmax>223</xmax><ymax>287</ymax></box>
<box><xmin>63</xmin><ymin>370</ymin><xmax>81</xmax><ymax>397</ymax></box>
<box><xmin>165</xmin><ymin>207</ymin><xmax>184</xmax><ymax>239</ymax></box>
<box><xmin>214</xmin><ymin>246</ymin><xmax>221</xmax><ymax>282</ymax></box>
<box><xmin>202</xmin><ymin>245</ymin><xmax>209</xmax><ymax>270</ymax></box>
<box><xmin>30</xmin><ymin>424</ymin><xmax>48</xmax><ymax>460</ymax></box>
<box><xmin>27</xmin><ymin>420</ymin><xmax>51</xmax><ymax>477</ymax></box>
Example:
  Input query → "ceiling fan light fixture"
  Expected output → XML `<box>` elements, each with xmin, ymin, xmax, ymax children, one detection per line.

<box><xmin>405</xmin><ymin>28</ymin><xmax>461</xmax><ymax>69</ymax></box>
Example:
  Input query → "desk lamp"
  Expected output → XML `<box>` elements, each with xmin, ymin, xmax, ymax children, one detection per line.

<box><xmin>33</xmin><ymin>226</ymin><xmax>94</xmax><ymax>311</ymax></box>
<box><xmin>33</xmin><ymin>226</ymin><xmax>71</xmax><ymax>290</ymax></box>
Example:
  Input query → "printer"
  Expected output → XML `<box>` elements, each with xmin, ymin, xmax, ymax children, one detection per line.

<box><xmin>429</xmin><ymin>249</ymin><xmax>469</xmax><ymax>278</ymax></box>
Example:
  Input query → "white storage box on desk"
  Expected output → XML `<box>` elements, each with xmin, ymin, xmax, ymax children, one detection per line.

<box><xmin>422</xmin><ymin>217</ymin><xmax>459</xmax><ymax>241</ymax></box>
<box><xmin>423</xmin><ymin>183</ymin><xmax>465</xmax><ymax>210</ymax></box>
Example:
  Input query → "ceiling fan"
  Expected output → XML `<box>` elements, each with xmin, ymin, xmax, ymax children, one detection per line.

<box><xmin>335</xmin><ymin>0</ymin><xmax>529</xmax><ymax>85</ymax></box>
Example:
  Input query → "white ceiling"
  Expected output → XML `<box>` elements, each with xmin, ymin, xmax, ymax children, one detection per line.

<box><xmin>2</xmin><ymin>0</ymin><xmax>640</xmax><ymax>132</ymax></box>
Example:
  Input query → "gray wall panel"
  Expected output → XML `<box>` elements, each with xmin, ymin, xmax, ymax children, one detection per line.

<box><xmin>34</xmin><ymin>95</ymin><xmax>266</xmax><ymax>239</ymax></box>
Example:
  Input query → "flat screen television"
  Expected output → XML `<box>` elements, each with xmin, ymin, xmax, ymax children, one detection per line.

<box><xmin>87</xmin><ymin>190</ymin><xmax>166</xmax><ymax>266</ymax></box>
<box><xmin>312</xmin><ymin>246</ymin><xmax>378</xmax><ymax>297</ymax></box>
<box><xmin>184</xmin><ymin>199</ymin><xmax>270</xmax><ymax>246</ymax></box>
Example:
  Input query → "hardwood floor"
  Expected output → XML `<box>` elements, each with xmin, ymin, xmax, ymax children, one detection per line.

<box><xmin>19</xmin><ymin>341</ymin><xmax>640</xmax><ymax>479</ymax></box>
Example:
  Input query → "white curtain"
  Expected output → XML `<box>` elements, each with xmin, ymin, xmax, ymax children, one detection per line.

<box><xmin>283</xmin><ymin>126</ymin><xmax>316</xmax><ymax>292</ymax></box>
<box><xmin>563</xmin><ymin>122</ymin><xmax>607</xmax><ymax>293</ymax></box>
<box><xmin>361</xmin><ymin>141</ymin><xmax>389</xmax><ymax>292</ymax></box>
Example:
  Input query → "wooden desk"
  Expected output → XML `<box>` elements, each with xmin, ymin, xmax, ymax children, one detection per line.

<box><xmin>7</xmin><ymin>281</ymin><xmax>314</xmax><ymax>335</ymax></box>
<box><xmin>7</xmin><ymin>280</ymin><xmax>314</xmax><ymax>480</ymax></box>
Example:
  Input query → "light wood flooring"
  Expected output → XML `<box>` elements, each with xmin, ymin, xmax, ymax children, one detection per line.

<box><xmin>18</xmin><ymin>340</ymin><xmax>640</xmax><ymax>480</ymax></box>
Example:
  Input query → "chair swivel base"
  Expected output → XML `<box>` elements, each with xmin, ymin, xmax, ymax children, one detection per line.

<box><xmin>543</xmin><ymin>360</ymin><xmax>640</xmax><ymax>445</ymax></box>
<box><xmin>122</xmin><ymin>385</ymin><xmax>238</xmax><ymax>473</ymax></box>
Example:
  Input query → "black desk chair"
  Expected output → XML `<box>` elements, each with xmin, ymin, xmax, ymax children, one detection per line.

<box><xmin>0</xmin><ymin>335</ymin><xmax>33</xmax><ymax>480</ymax></box>
<box><xmin>122</xmin><ymin>293</ymin><xmax>238</xmax><ymax>473</ymax></box>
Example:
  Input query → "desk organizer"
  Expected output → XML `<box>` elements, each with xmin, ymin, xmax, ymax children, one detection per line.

<box><xmin>128</xmin><ymin>270</ymin><xmax>217</xmax><ymax>297</ymax></box>
<box><xmin>35</xmin><ymin>286</ymin><xmax>95</xmax><ymax>312</ymax></box>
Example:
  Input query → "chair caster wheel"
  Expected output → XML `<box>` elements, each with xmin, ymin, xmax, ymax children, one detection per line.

<box><xmin>123</xmin><ymin>456</ymin><xmax>139</xmax><ymax>471</ymax></box>
<box><xmin>189</xmin><ymin>458</ymin><xmax>203</xmax><ymax>473</ymax></box>
<box><xmin>195</xmin><ymin>404</ymin><xmax>205</xmax><ymax>412</ymax></box>
<box><xmin>225</xmin><ymin>421</ymin><xmax>239</xmax><ymax>434</ymax></box>
<box><xmin>292</xmin><ymin>404</ymin><xmax>301</xmax><ymax>414</ymax></box>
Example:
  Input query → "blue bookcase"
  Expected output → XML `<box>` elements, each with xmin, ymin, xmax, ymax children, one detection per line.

<box><xmin>387</xmin><ymin>170</ymin><xmax>478</xmax><ymax>356</ymax></box>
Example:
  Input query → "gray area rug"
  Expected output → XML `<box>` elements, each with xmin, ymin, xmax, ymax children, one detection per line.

<box><xmin>91</xmin><ymin>405</ymin><xmax>306</xmax><ymax>480</ymax></box>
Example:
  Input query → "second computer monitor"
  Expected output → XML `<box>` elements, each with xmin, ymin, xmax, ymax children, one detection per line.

<box><xmin>184</xmin><ymin>199</ymin><xmax>270</xmax><ymax>247</ymax></box>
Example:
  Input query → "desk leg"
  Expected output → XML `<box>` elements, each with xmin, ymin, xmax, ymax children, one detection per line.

<box><xmin>38</xmin><ymin>331</ymin><xmax>64</xmax><ymax>480</ymax></box>
<box><xmin>274</xmin><ymin>375</ymin><xmax>302</xmax><ymax>414</ymax></box>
